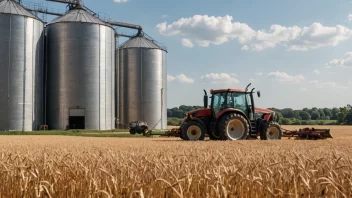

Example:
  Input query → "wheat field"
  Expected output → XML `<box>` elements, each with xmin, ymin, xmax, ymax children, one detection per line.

<box><xmin>0</xmin><ymin>126</ymin><xmax>351</xmax><ymax>197</ymax></box>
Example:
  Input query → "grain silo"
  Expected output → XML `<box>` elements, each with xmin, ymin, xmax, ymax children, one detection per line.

<box><xmin>119</xmin><ymin>33</ymin><xmax>167</xmax><ymax>130</ymax></box>
<box><xmin>46</xmin><ymin>6</ymin><xmax>115</xmax><ymax>130</ymax></box>
<box><xmin>0</xmin><ymin>0</ymin><xmax>44</xmax><ymax>131</ymax></box>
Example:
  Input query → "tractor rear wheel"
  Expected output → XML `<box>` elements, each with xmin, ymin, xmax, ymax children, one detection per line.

<box><xmin>219</xmin><ymin>113</ymin><xmax>249</xmax><ymax>140</ymax></box>
<box><xmin>181</xmin><ymin>121</ymin><xmax>206</xmax><ymax>141</ymax></box>
<box><xmin>260</xmin><ymin>122</ymin><xmax>282</xmax><ymax>140</ymax></box>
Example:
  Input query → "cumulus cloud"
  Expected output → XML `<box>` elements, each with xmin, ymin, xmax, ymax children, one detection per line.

<box><xmin>177</xmin><ymin>74</ymin><xmax>194</xmax><ymax>83</ymax></box>
<box><xmin>326</xmin><ymin>52</ymin><xmax>352</xmax><ymax>68</ymax></box>
<box><xmin>349</xmin><ymin>14</ymin><xmax>352</xmax><ymax>21</ymax></box>
<box><xmin>310</xmin><ymin>80</ymin><xmax>348</xmax><ymax>89</ymax></box>
<box><xmin>157</xmin><ymin>15</ymin><xmax>352</xmax><ymax>51</ymax></box>
<box><xmin>313</xmin><ymin>69</ymin><xmax>320</xmax><ymax>74</ymax></box>
<box><xmin>167</xmin><ymin>75</ymin><xmax>176</xmax><ymax>82</ymax></box>
<box><xmin>243</xmin><ymin>23</ymin><xmax>352</xmax><ymax>51</ymax></box>
<box><xmin>168</xmin><ymin>74</ymin><xmax>194</xmax><ymax>84</ymax></box>
<box><xmin>268</xmin><ymin>71</ymin><xmax>305</xmax><ymax>84</ymax></box>
<box><xmin>255</xmin><ymin>72</ymin><xmax>263</xmax><ymax>76</ymax></box>
<box><xmin>181</xmin><ymin>38</ymin><xmax>194</xmax><ymax>48</ymax></box>
<box><xmin>113</xmin><ymin>0</ymin><xmax>128</xmax><ymax>3</ymax></box>
<box><xmin>156</xmin><ymin>15</ymin><xmax>256</xmax><ymax>47</ymax></box>
<box><xmin>201</xmin><ymin>73</ymin><xmax>240</xmax><ymax>85</ymax></box>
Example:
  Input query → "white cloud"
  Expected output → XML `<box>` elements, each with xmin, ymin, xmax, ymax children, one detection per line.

<box><xmin>299</xmin><ymin>88</ymin><xmax>308</xmax><ymax>92</ymax></box>
<box><xmin>157</xmin><ymin>16</ymin><xmax>352</xmax><ymax>51</ymax></box>
<box><xmin>113</xmin><ymin>0</ymin><xmax>128</xmax><ymax>3</ymax></box>
<box><xmin>168</xmin><ymin>74</ymin><xmax>194</xmax><ymax>84</ymax></box>
<box><xmin>255</xmin><ymin>72</ymin><xmax>263</xmax><ymax>76</ymax></box>
<box><xmin>177</xmin><ymin>74</ymin><xmax>194</xmax><ymax>83</ymax></box>
<box><xmin>313</xmin><ymin>69</ymin><xmax>320</xmax><ymax>74</ymax></box>
<box><xmin>326</xmin><ymin>52</ymin><xmax>352</xmax><ymax>68</ymax></box>
<box><xmin>167</xmin><ymin>75</ymin><xmax>176</xmax><ymax>82</ymax></box>
<box><xmin>156</xmin><ymin>15</ymin><xmax>256</xmax><ymax>47</ymax></box>
<box><xmin>310</xmin><ymin>80</ymin><xmax>348</xmax><ymax>89</ymax></box>
<box><xmin>268</xmin><ymin>71</ymin><xmax>305</xmax><ymax>84</ymax></box>
<box><xmin>349</xmin><ymin>14</ymin><xmax>352</xmax><ymax>21</ymax></box>
<box><xmin>181</xmin><ymin>38</ymin><xmax>194</xmax><ymax>48</ymax></box>
<box><xmin>201</xmin><ymin>73</ymin><xmax>240</xmax><ymax>85</ymax></box>
<box><xmin>243</xmin><ymin>23</ymin><xmax>352</xmax><ymax>51</ymax></box>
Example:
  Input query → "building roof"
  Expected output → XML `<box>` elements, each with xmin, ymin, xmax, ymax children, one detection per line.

<box><xmin>210</xmin><ymin>89</ymin><xmax>248</xmax><ymax>94</ymax></box>
<box><xmin>0</xmin><ymin>0</ymin><xmax>40</xmax><ymax>19</ymax></box>
<box><xmin>120</xmin><ymin>36</ymin><xmax>166</xmax><ymax>51</ymax></box>
<box><xmin>49</xmin><ymin>8</ymin><xmax>111</xmax><ymax>26</ymax></box>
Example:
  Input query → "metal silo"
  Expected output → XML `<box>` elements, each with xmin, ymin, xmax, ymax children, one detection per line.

<box><xmin>46</xmin><ymin>7</ymin><xmax>115</xmax><ymax>130</ymax></box>
<box><xmin>119</xmin><ymin>33</ymin><xmax>167</xmax><ymax>130</ymax></box>
<box><xmin>0</xmin><ymin>0</ymin><xmax>44</xmax><ymax>131</ymax></box>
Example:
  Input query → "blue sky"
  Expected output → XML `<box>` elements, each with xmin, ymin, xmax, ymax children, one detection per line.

<box><xmin>27</xmin><ymin>0</ymin><xmax>352</xmax><ymax>109</ymax></box>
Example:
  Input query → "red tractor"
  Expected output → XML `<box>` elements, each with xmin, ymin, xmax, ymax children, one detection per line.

<box><xmin>170</xmin><ymin>84</ymin><xmax>282</xmax><ymax>141</ymax></box>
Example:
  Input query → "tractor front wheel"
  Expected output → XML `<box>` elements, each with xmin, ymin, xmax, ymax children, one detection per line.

<box><xmin>181</xmin><ymin>121</ymin><xmax>206</xmax><ymax>141</ymax></box>
<box><xmin>219</xmin><ymin>113</ymin><xmax>249</xmax><ymax>140</ymax></box>
<box><xmin>260</xmin><ymin>122</ymin><xmax>282</xmax><ymax>140</ymax></box>
<box><xmin>129</xmin><ymin>129</ymin><xmax>136</xmax><ymax>135</ymax></box>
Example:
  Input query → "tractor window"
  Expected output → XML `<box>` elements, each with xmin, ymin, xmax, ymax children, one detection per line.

<box><xmin>233</xmin><ymin>93</ymin><xmax>247</xmax><ymax>113</ymax></box>
<box><xmin>212</xmin><ymin>93</ymin><xmax>225</xmax><ymax>115</ymax></box>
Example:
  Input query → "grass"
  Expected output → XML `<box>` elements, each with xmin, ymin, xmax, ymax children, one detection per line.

<box><xmin>0</xmin><ymin>126</ymin><xmax>351</xmax><ymax>197</ymax></box>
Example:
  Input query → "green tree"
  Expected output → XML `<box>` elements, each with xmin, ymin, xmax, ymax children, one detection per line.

<box><xmin>337</xmin><ymin>106</ymin><xmax>349</xmax><ymax>124</ymax></box>
<box><xmin>293</xmin><ymin>110</ymin><xmax>302</xmax><ymax>120</ymax></box>
<box><xmin>318</xmin><ymin>109</ymin><xmax>325</xmax><ymax>120</ymax></box>
<box><xmin>345</xmin><ymin>109</ymin><xmax>352</xmax><ymax>125</ymax></box>
<box><xmin>281</xmin><ymin>108</ymin><xmax>295</xmax><ymax>118</ymax></box>
<box><xmin>331</xmin><ymin>107</ymin><xmax>340</xmax><ymax>120</ymax></box>
<box><xmin>299</xmin><ymin>111</ymin><xmax>311</xmax><ymax>120</ymax></box>
<box><xmin>281</xmin><ymin>118</ymin><xmax>290</xmax><ymax>125</ymax></box>
<box><xmin>311</xmin><ymin>111</ymin><xmax>320</xmax><ymax>120</ymax></box>
<box><xmin>167</xmin><ymin>109</ymin><xmax>172</xmax><ymax>117</ymax></box>
<box><xmin>323</xmin><ymin>108</ymin><xmax>333</xmax><ymax>118</ymax></box>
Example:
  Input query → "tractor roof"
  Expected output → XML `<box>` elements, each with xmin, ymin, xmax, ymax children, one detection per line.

<box><xmin>210</xmin><ymin>89</ymin><xmax>247</xmax><ymax>94</ymax></box>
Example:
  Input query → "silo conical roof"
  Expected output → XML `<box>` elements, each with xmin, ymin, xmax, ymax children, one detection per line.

<box><xmin>120</xmin><ymin>36</ymin><xmax>167</xmax><ymax>52</ymax></box>
<box><xmin>49</xmin><ymin>8</ymin><xmax>110</xmax><ymax>26</ymax></box>
<box><xmin>0</xmin><ymin>0</ymin><xmax>39</xmax><ymax>19</ymax></box>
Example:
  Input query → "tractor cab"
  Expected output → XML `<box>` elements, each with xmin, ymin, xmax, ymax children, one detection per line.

<box><xmin>208</xmin><ymin>88</ymin><xmax>259</xmax><ymax>120</ymax></box>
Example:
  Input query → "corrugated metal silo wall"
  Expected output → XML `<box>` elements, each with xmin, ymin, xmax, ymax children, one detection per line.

<box><xmin>115</xmin><ymin>43</ymin><xmax>119</xmax><ymax>129</ymax></box>
<box><xmin>46</xmin><ymin>23</ymin><xmax>115</xmax><ymax>130</ymax></box>
<box><xmin>0</xmin><ymin>14</ymin><xmax>44</xmax><ymax>131</ymax></box>
<box><xmin>119</xmin><ymin>48</ymin><xmax>167</xmax><ymax>130</ymax></box>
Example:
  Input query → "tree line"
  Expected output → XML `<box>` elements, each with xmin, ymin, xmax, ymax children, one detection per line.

<box><xmin>167</xmin><ymin>105</ymin><xmax>352</xmax><ymax>125</ymax></box>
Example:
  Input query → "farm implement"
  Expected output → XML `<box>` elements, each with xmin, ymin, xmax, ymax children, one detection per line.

<box><xmin>162</xmin><ymin>126</ymin><xmax>333</xmax><ymax>140</ymax></box>
<box><xmin>281</xmin><ymin>127</ymin><xmax>333</xmax><ymax>140</ymax></box>
<box><xmin>161</xmin><ymin>83</ymin><xmax>333</xmax><ymax>141</ymax></box>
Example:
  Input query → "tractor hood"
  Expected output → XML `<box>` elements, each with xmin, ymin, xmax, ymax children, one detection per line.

<box><xmin>186</xmin><ymin>108</ymin><xmax>212</xmax><ymax>117</ymax></box>
<box><xmin>255</xmin><ymin>107</ymin><xmax>274</xmax><ymax>114</ymax></box>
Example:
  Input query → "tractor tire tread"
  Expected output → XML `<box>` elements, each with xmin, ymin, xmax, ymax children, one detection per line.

<box><xmin>261</xmin><ymin>122</ymin><xmax>282</xmax><ymax>140</ymax></box>
<box><xmin>219</xmin><ymin>113</ymin><xmax>249</xmax><ymax>140</ymax></box>
<box><xmin>181</xmin><ymin>121</ymin><xmax>206</xmax><ymax>141</ymax></box>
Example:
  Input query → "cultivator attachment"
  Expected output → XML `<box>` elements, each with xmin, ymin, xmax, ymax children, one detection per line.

<box><xmin>281</xmin><ymin>127</ymin><xmax>333</xmax><ymax>140</ymax></box>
